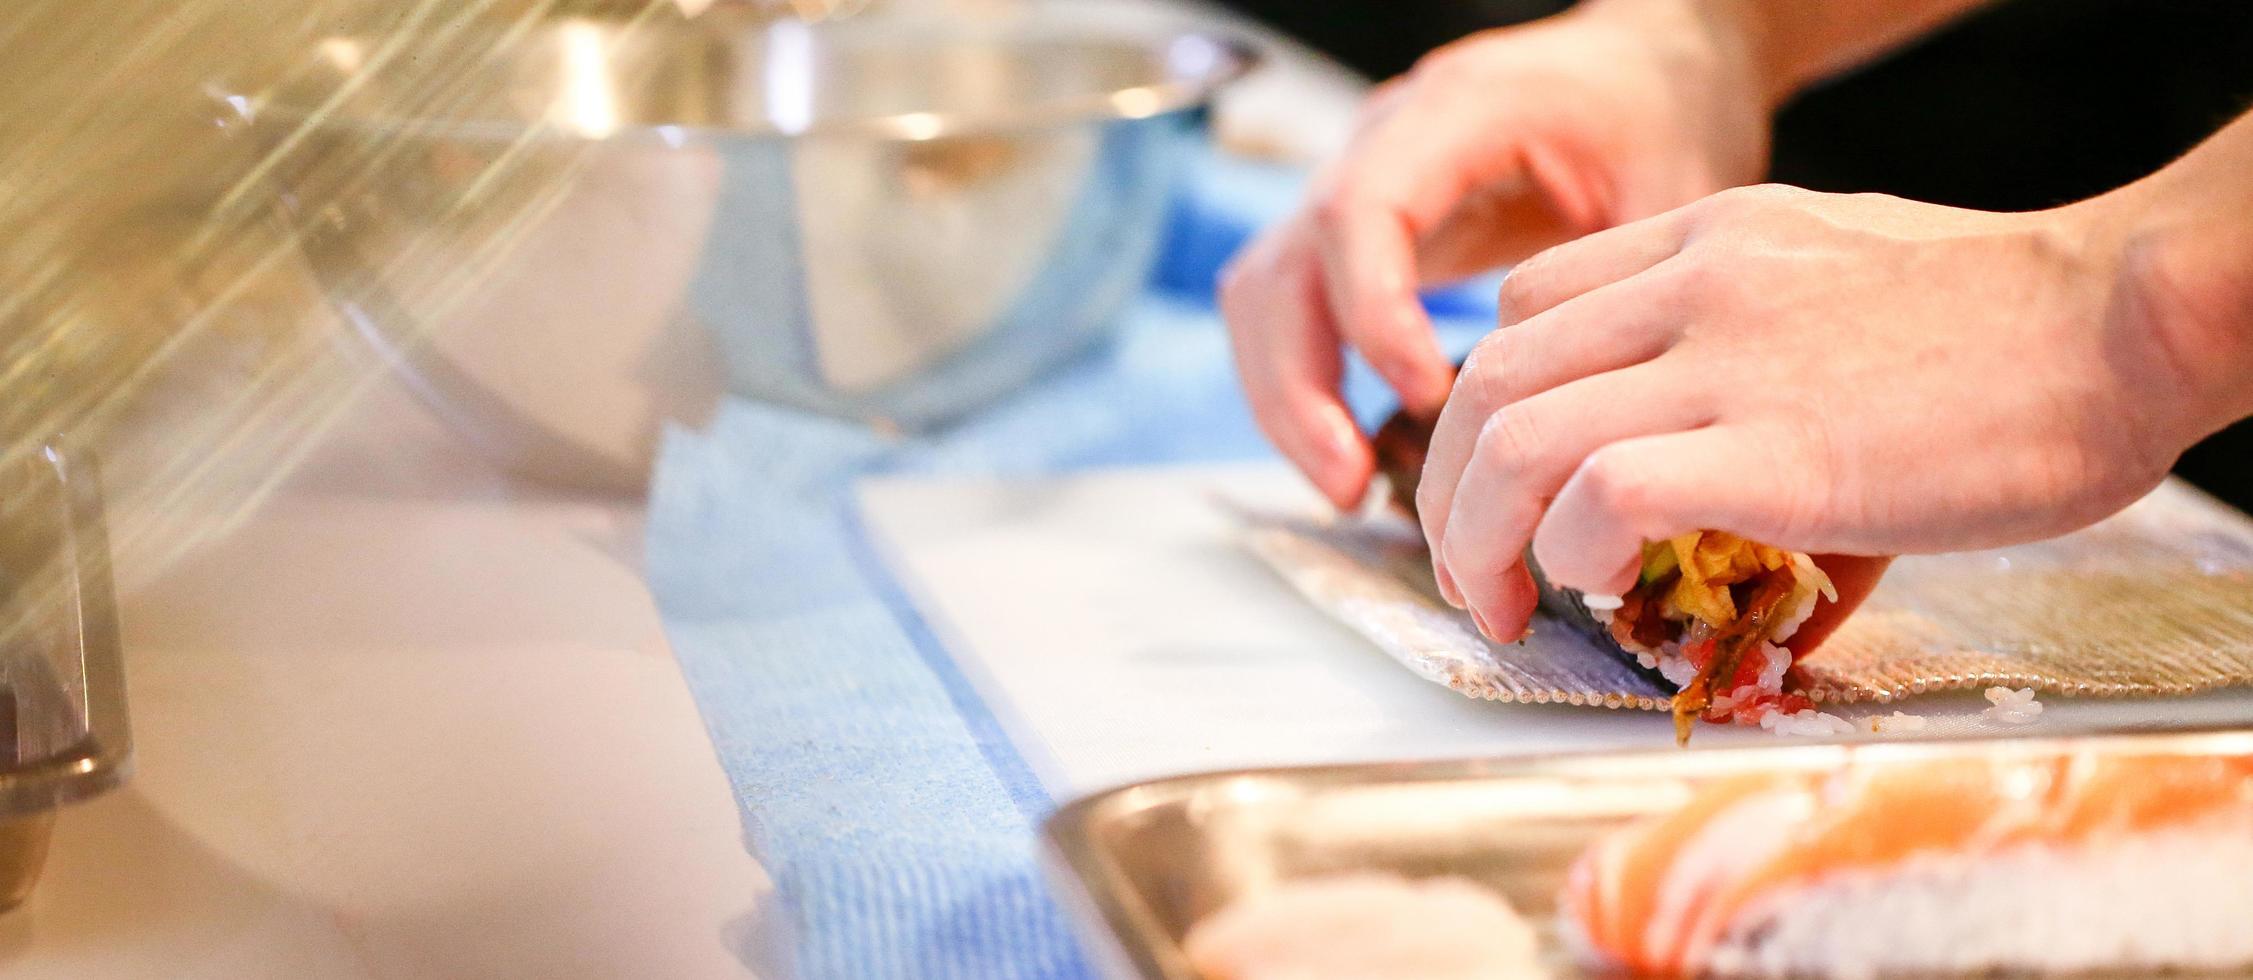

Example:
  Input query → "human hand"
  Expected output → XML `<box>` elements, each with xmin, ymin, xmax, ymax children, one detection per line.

<box><xmin>1417</xmin><ymin>183</ymin><xmax>2247</xmax><ymax>643</ymax></box>
<box><xmin>1219</xmin><ymin>0</ymin><xmax>1773</xmax><ymax>508</ymax></box>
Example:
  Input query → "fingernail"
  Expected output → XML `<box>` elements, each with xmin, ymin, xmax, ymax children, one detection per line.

<box><xmin>1435</xmin><ymin>560</ymin><xmax>1463</xmax><ymax>607</ymax></box>
<box><xmin>1469</xmin><ymin>607</ymin><xmax>1495</xmax><ymax>641</ymax></box>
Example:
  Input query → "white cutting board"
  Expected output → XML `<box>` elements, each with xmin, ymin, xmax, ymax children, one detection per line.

<box><xmin>857</xmin><ymin>462</ymin><xmax>2253</xmax><ymax>800</ymax></box>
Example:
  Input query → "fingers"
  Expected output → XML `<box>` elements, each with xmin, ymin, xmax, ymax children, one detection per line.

<box><xmin>1229</xmin><ymin>86</ymin><xmax>1478</xmax><ymax>501</ymax></box>
<box><xmin>1221</xmin><ymin>221</ymin><xmax>1375</xmax><ymax>508</ymax></box>
<box><xmin>1437</xmin><ymin>365</ymin><xmax>1714</xmax><ymax>640</ymax></box>
<box><xmin>1304</xmin><ymin>85</ymin><xmax>1515</xmax><ymax>417</ymax></box>
<box><xmin>1518</xmin><ymin>140</ymin><xmax>1612</xmax><ymax>244</ymax></box>
<box><xmin>1533</xmin><ymin>425</ymin><xmax>1816</xmax><ymax>594</ymax></box>
<box><xmin>1309</xmin><ymin>180</ymin><xmax>1455</xmax><ymax>417</ymax></box>
<box><xmin>1476</xmin><ymin>262</ymin><xmax>1690</xmax><ymax>405</ymax></box>
<box><xmin>1417</xmin><ymin>275</ymin><xmax>1688</xmax><ymax>595</ymax></box>
<box><xmin>1496</xmin><ymin>206</ymin><xmax>1694</xmax><ymax>328</ymax></box>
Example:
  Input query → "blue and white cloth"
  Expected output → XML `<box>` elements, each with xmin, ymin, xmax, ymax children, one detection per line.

<box><xmin>645</xmin><ymin>151</ymin><xmax>1496</xmax><ymax>979</ymax></box>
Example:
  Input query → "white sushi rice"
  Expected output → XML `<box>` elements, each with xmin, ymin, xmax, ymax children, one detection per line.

<box><xmin>1982</xmin><ymin>686</ymin><xmax>2044</xmax><ymax>725</ymax></box>
<box><xmin>1657</xmin><ymin>656</ymin><xmax>1700</xmax><ymax>689</ymax></box>
<box><xmin>1859</xmin><ymin>712</ymin><xmax>1927</xmax><ymax>735</ymax></box>
<box><xmin>1759</xmin><ymin>709</ymin><xmax>1855</xmax><ymax>737</ymax></box>
<box><xmin>1702</xmin><ymin>816</ymin><xmax>2253</xmax><ymax>978</ymax></box>
<box><xmin>1753</xmin><ymin>643</ymin><xmax>1789</xmax><ymax>693</ymax></box>
<box><xmin>1767</xmin><ymin>578</ymin><xmax>1822</xmax><ymax>646</ymax></box>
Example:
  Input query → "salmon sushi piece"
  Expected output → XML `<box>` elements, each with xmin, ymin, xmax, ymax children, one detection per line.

<box><xmin>1563</xmin><ymin>751</ymin><xmax>2253</xmax><ymax>977</ymax></box>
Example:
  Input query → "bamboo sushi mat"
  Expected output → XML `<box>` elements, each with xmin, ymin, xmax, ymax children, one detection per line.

<box><xmin>1244</xmin><ymin>479</ymin><xmax>2253</xmax><ymax>711</ymax></box>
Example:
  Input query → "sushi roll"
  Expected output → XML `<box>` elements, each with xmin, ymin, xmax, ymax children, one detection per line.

<box><xmin>1372</xmin><ymin>408</ymin><xmax>1837</xmax><ymax>743</ymax></box>
<box><xmin>1562</xmin><ymin>751</ymin><xmax>2253</xmax><ymax>977</ymax></box>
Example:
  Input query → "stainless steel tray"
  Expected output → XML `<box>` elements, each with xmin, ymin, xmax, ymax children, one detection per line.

<box><xmin>1043</xmin><ymin>727</ymin><xmax>2253</xmax><ymax>979</ymax></box>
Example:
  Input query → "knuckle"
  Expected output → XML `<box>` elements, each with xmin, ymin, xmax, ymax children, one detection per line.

<box><xmin>1663</xmin><ymin>249</ymin><xmax>1749</xmax><ymax>317</ymax></box>
<box><xmin>1703</xmin><ymin>182</ymin><xmax>1787</xmax><ymax>220</ymax></box>
<box><xmin>1740</xmin><ymin>182</ymin><xmax>1798</xmax><ymax>204</ymax></box>
<box><xmin>1415</xmin><ymin>478</ymin><xmax>1453</xmax><ymax>537</ymax></box>
<box><xmin>1494</xmin><ymin>259</ymin><xmax>1549</xmax><ymax>324</ymax></box>
<box><xmin>1409</xmin><ymin>46</ymin><xmax>1471</xmax><ymax>85</ymax></box>
<box><xmin>1310</xmin><ymin>184</ymin><xmax>1364</xmax><ymax>237</ymax></box>
<box><xmin>1675</xmin><ymin>253</ymin><xmax>1730</xmax><ymax>306</ymax></box>
<box><xmin>1700</xmin><ymin>185</ymin><xmax>1752</xmax><ymax>212</ymax></box>
<box><xmin>1576</xmin><ymin>446</ymin><xmax>1653</xmax><ymax>526</ymax></box>
<box><xmin>1477</xmin><ymin>404</ymin><xmax>1548</xmax><ymax>475</ymax></box>
<box><xmin>1455</xmin><ymin>335</ymin><xmax>1514</xmax><ymax>410</ymax></box>
<box><xmin>1414</xmin><ymin>476</ymin><xmax>1445</xmax><ymax>523</ymax></box>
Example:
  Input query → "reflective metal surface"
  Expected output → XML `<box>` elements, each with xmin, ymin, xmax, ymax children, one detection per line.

<box><xmin>0</xmin><ymin>444</ymin><xmax>132</xmax><ymax>910</ymax></box>
<box><xmin>240</xmin><ymin>11</ymin><xmax>1254</xmax><ymax>489</ymax></box>
<box><xmin>1043</xmin><ymin>728</ymin><xmax>2253</xmax><ymax>979</ymax></box>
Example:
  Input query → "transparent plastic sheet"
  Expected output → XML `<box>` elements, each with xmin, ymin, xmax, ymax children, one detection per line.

<box><xmin>1242</xmin><ymin>478</ymin><xmax>2253</xmax><ymax>713</ymax></box>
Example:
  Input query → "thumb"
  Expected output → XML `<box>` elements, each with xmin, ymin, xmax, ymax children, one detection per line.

<box><xmin>1783</xmin><ymin>554</ymin><xmax>1892</xmax><ymax>655</ymax></box>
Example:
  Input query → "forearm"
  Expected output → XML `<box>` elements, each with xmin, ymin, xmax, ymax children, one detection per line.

<box><xmin>1578</xmin><ymin>0</ymin><xmax>1997</xmax><ymax>107</ymax></box>
<box><xmin>2087</xmin><ymin>109</ymin><xmax>2253</xmax><ymax>443</ymax></box>
<box><xmin>1725</xmin><ymin>0</ymin><xmax>1998</xmax><ymax>103</ymax></box>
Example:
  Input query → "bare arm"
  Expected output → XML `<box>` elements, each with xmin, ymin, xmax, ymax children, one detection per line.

<box><xmin>2092</xmin><ymin>108</ymin><xmax>2253</xmax><ymax>446</ymax></box>
<box><xmin>1701</xmin><ymin>0</ymin><xmax>2000</xmax><ymax>104</ymax></box>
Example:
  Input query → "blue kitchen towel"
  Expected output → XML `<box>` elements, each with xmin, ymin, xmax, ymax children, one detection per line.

<box><xmin>645</xmin><ymin>152</ymin><xmax>1501</xmax><ymax>979</ymax></box>
<box><xmin>1153</xmin><ymin>147</ymin><xmax>1505</xmax><ymax>318</ymax></box>
<box><xmin>647</xmin><ymin>298</ymin><xmax>1276</xmax><ymax>980</ymax></box>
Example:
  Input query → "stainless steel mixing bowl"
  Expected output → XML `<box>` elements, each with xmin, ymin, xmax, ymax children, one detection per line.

<box><xmin>236</xmin><ymin>9</ymin><xmax>1253</xmax><ymax>490</ymax></box>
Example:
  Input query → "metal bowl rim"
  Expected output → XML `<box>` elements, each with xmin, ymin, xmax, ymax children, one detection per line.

<box><xmin>246</xmin><ymin>21</ymin><xmax>1261</xmax><ymax>146</ymax></box>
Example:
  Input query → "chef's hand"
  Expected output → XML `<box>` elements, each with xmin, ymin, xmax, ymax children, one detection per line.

<box><xmin>1219</xmin><ymin>0</ymin><xmax>1771</xmax><ymax>508</ymax></box>
<box><xmin>1419</xmin><ymin>170</ymin><xmax>2253</xmax><ymax>643</ymax></box>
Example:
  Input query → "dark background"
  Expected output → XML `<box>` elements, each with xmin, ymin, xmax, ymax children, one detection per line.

<box><xmin>1212</xmin><ymin>0</ymin><xmax>2253</xmax><ymax>510</ymax></box>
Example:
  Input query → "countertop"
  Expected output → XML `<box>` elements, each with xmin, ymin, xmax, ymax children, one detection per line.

<box><xmin>0</xmin><ymin>381</ymin><xmax>771</xmax><ymax>979</ymax></box>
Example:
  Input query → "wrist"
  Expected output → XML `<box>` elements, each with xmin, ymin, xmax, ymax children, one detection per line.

<box><xmin>2081</xmin><ymin>183</ymin><xmax>2253</xmax><ymax>447</ymax></box>
<box><xmin>1572</xmin><ymin>0</ymin><xmax>1789</xmax><ymax>108</ymax></box>
<box><xmin>2126</xmin><ymin>219</ymin><xmax>2253</xmax><ymax>440</ymax></box>
<box><xmin>1579</xmin><ymin>0</ymin><xmax>1998</xmax><ymax>110</ymax></box>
